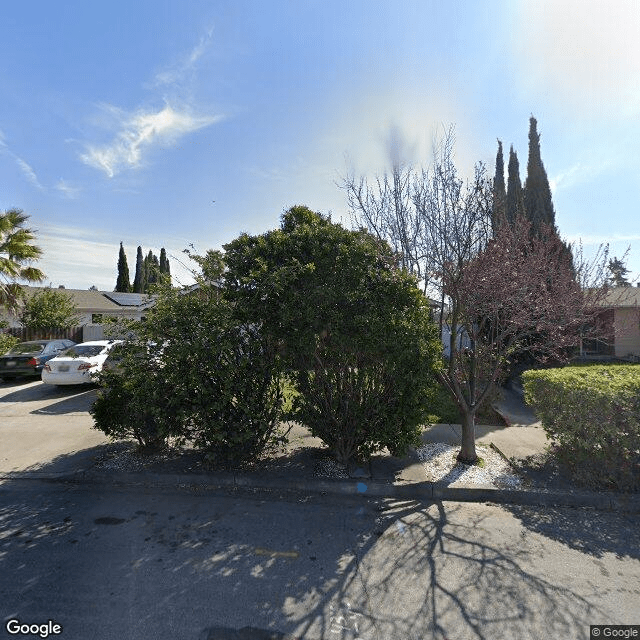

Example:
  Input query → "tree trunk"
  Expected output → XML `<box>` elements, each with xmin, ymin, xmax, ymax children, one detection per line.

<box><xmin>457</xmin><ymin>409</ymin><xmax>478</xmax><ymax>464</ymax></box>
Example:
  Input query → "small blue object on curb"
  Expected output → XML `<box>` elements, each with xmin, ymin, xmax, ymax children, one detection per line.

<box><xmin>357</xmin><ymin>482</ymin><xmax>367</xmax><ymax>493</ymax></box>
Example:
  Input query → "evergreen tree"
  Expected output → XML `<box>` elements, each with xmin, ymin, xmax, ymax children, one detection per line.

<box><xmin>506</xmin><ymin>146</ymin><xmax>525</xmax><ymax>226</ymax></box>
<box><xmin>524</xmin><ymin>115</ymin><xmax>556</xmax><ymax>234</ymax></box>
<box><xmin>492</xmin><ymin>140</ymin><xmax>507</xmax><ymax>232</ymax></box>
<box><xmin>608</xmin><ymin>256</ymin><xmax>631</xmax><ymax>287</ymax></box>
<box><xmin>144</xmin><ymin>250</ymin><xmax>160</xmax><ymax>291</ymax></box>
<box><xmin>159</xmin><ymin>247</ymin><xmax>171</xmax><ymax>285</ymax></box>
<box><xmin>133</xmin><ymin>246</ymin><xmax>145</xmax><ymax>294</ymax></box>
<box><xmin>115</xmin><ymin>242</ymin><xmax>131</xmax><ymax>292</ymax></box>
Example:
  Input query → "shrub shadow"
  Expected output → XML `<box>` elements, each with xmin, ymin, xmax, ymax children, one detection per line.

<box><xmin>30</xmin><ymin>387</ymin><xmax>98</xmax><ymax>415</ymax></box>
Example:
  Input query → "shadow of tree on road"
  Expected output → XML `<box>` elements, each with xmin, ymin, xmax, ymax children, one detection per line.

<box><xmin>1</xmin><ymin>449</ymin><xmax>627</xmax><ymax>640</ymax></box>
<box><xmin>502</xmin><ymin>503</ymin><xmax>640</xmax><ymax>560</ymax></box>
<box><xmin>312</xmin><ymin>499</ymin><xmax>609</xmax><ymax>640</ymax></box>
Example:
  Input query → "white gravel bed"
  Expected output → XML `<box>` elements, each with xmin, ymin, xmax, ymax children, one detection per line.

<box><xmin>416</xmin><ymin>442</ymin><xmax>523</xmax><ymax>488</ymax></box>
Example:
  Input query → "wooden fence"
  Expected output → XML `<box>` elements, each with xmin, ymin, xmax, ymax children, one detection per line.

<box><xmin>6</xmin><ymin>326</ymin><xmax>84</xmax><ymax>343</ymax></box>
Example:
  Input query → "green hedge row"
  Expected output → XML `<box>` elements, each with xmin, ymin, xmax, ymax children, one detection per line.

<box><xmin>522</xmin><ymin>365</ymin><xmax>640</xmax><ymax>492</ymax></box>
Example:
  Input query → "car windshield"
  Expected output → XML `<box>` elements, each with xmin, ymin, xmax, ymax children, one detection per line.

<box><xmin>7</xmin><ymin>343</ymin><xmax>46</xmax><ymax>355</ymax></box>
<box><xmin>63</xmin><ymin>345</ymin><xmax>106</xmax><ymax>358</ymax></box>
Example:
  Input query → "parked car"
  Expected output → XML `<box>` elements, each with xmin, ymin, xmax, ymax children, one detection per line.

<box><xmin>100</xmin><ymin>342</ymin><xmax>127</xmax><ymax>375</ymax></box>
<box><xmin>0</xmin><ymin>339</ymin><xmax>76</xmax><ymax>381</ymax></box>
<box><xmin>101</xmin><ymin>340</ymin><xmax>165</xmax><ymax>376</ymax></box>
<box><xmin>41</xmin><ymin>340</ymin><xmax>122</xmax><ymax>386</ymax></box>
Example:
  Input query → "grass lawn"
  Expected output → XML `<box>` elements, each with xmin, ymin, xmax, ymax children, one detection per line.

<box><xmin>426</xmin><ymin>382</ymin><xmax>506</xmax><ymax>426</ymax></box>
<box><xmin>282</xmin><ymin>375</ymin><xmax>505</xmax><ymax>427</ymax></box>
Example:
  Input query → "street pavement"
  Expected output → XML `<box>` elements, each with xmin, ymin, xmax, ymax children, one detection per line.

<box><xmin>0</xmin><ymin>480</ymin><xmax>638</xmax><ymax>640</ymax></box>
<box><xmin>1</xmin><ymin>378</ymin><xmax>639</xmax><ymax>639</ymax></box>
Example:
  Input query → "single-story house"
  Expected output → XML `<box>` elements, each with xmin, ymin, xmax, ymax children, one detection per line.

<box><xmin>1</xmin><ymin>287</ymin><xmax>156</xmax><ymax>336</ymax></box>
<box><xmin>581</xmin><ymin>286</ymin><xmax>640</xmax><ymax>360</ymax></box>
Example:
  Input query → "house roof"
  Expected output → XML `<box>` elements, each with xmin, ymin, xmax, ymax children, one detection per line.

<box><xmin>599</xmin><ymin>286</ymin><xmax>640</xmax><ymax>308</ymax></box>
<box><xmin>21</xmin><ymin>287</ymin><xmax>156</xmax><ymax>312</ymax></box>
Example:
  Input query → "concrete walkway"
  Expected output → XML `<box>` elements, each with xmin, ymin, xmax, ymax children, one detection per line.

<box><xmin>417</xmin><ymin>384</ymin><xmax>548</xmax><ymax>460</ymax></box>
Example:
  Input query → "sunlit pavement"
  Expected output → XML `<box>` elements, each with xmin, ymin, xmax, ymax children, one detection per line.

<box><xmin>0</xmin><ymin>481</ymin><xmax>638</xmax><ymax>640</ymax></box>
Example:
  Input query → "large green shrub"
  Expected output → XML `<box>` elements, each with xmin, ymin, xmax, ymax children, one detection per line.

<box><xmin>523</xmin><ymin>365</ymin><xmax>640</xmax><ymax>491</ymax></box>
<box><xmin>91</xmin><ymin>344</ymin><xmax>176</xmax><ymax>452</ymax></box>
<box><xmin>92</xmin><ymin>278</ymin><xmax>288</xmax><ymax>466</ymax></box>
<box><xmin>20</xmin><ymin>288</ymin><xmax>80</xmax><ymax>332</ymax></box>
<box><xmin>224</xmin><ymin>205</ymin><xmax>442</xmax><ymax>463</ymax></box>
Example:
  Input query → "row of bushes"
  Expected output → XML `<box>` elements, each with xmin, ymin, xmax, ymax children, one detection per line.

<box><xmin>91</xmin><ymin>207</ymin><xmax>443</xmax><ymax>466</ymax></box>
<box><xmin>523</xmin><ymin>365</ymin><xmax>640</xmax><ymax>492</ymax></box>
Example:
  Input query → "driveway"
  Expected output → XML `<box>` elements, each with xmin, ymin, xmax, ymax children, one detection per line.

<box><xmin>0</xmin><ymin>379</ymin><xmax>110</xmax><ymax>474</ymax></box>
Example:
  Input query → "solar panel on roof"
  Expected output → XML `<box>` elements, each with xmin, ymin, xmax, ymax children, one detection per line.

<box><xmin>102</xmin><ymin>292</ymin><xmax>153</xmax><ymax>306</ymax></box>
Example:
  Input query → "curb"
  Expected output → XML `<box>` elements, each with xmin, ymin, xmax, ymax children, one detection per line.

<box><xmin>5</xmin><ymin>467</ymin><xmax>638</xmax><ymax>513</ymax></box>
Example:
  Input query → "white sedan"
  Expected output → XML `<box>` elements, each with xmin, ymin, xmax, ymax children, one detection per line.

<box><xmin>42</xmin><ymin>340</ymin><xmax>122</xmax><ymax>385</ymax></box>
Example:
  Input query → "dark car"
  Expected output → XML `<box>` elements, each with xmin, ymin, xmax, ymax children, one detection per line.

<box><xmin>0</xmin><ymin>340</ymin><xmax>76</xmax><ymax>381</ymax></box>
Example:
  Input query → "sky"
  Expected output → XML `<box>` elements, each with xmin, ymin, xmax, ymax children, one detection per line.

<box><xmin>1</xmin><ymin>0</ymin><xmax>639</xmax><ymax>290</ymax></box>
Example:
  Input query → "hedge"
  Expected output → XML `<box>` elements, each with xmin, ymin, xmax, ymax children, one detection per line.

<box><xmin>522</xmin><ymin>365</ymin><xmax>640</xmax><ymax>492</ymax></box>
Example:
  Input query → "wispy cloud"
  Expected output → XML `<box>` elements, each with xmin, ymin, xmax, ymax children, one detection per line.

<box><xmin>55</xmin><ymin>179</ymin><xmax>81</xmax><ymax>199</ymax></box>
<box><xmin>565</xmin><ymin>233</ymin><xmax>640</xmax><ymax>246</ymax></box>
<box><xmin>36</xmin><ymin>223</ymin><xmax>197</xmax><ymax>289</ymax></box>
<box><xmin>15</xmin><ymin>157</ymin><xmax>43</xmax><ymax>189</ymax></box>
<box><xmin>81</xmin><ymin>29</ymin><xmax>221</xmax><ymax>178</ymax></box>
<box><xmin>154</xmin><ymin>28</ymin><xmax>214</xmax><ymax>87</ymax></box>
<box><xmin>81</xmin><ymin>103</ymin><xmax>222</xmax><ymax>177</ymax></box>
<box><xmin>0</xmin><ymin>131</ymin><xmax>44</xmax><ymax>190</ymax></box>
<box><xmin>550</xmin><ymin>158</ymin><xmax>614</xmax><ymax>194</ymax></box>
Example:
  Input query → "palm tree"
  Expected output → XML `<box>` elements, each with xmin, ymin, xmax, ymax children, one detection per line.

<box><xmin>0</xmin><ymin>208</ymin><xmax>45</xmax><ymax>312</ymax></box>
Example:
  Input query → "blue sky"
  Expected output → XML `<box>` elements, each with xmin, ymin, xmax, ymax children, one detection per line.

<box><xmin>1</xmin><ymin>0</ymin><xmax>639</xmax><ymax>289</ymax></box>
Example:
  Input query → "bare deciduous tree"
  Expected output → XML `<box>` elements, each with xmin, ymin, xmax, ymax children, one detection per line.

<box><xmin>342</xmin><ymin>127</ymin><xmax>429</xmax><ymax>290</ymax></box>
<box><xmin>443</xmin><ymin>215</ymin><xmax>609</xmax><ymax>461</ymax></box>
<box><xmin>344</xmin><ymin>126</ymin><xmax>610</xmax><ymax>463</ymax></box>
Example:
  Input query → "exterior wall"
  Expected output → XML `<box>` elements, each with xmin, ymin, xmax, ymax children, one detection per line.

<box><xmin>614</xmin><ymin>307</ymin><xmax>640</xmax><ymax>358</ymax></box>
<box><xmin>2</xmin><ymin>309</ymin><xmax>145</xmax><ymax>329</ymax></box>
<box><xmin>580</xmin><ymin>309</ymin><xmax>615</xmax><ymax>356</ymax></box>
<box><xmin>441</xmin><ymin>323</ymin><xmax>472</xmax><ymax>358</ymax></box>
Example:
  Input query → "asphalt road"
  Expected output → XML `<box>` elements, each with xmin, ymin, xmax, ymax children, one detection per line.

<box><xmin>0</xmin><ymin>378</ymin><xmax>109</xmax><ymax>473</ymax></box>
<box><xmin>1</xmin><ymin>376</ymin><xmax>639</xmax><ymax>639</ymax></box>
<box><xmin>0</xmin><ymin>480</ymin><xmax>638</xmax><ymax>640</ymax></box>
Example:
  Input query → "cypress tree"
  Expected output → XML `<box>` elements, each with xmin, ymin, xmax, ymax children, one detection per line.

<box><xmin>492</xmin><ymin>140</ymin><xmax>507</xmax><ymax>232</ymax></box>
<box><xmin>524</xmin><ymin>115</ymin><xmax>556</xmax><ymax>234</ymax></box>
<box><xmin>133</xmin><ymin>246</ymin><xmax>145</xmax><ymax>294</ymax></box>
<box><xmin>144</xmin><ymin>250</ymin><xmax>160</xmax><ymax>291</ymax></box>
<box><xmin>607</xmin><ymin>256</ymin><xmax>631</xmax><ymax>287</ymax></box>
<box><xmin>159</xmin><ymin>248</ymin><xmax>171</xmax><ymax>286</ymax></box>
<box><xmin>506</xmin><ymin>146</ymin><xmax>525</xmax><ymax>226</ymax></box>
<box><xmin>115</xmin><ymin>242</ymin><xmax>131</xmax><ymax>292</ymax></box>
